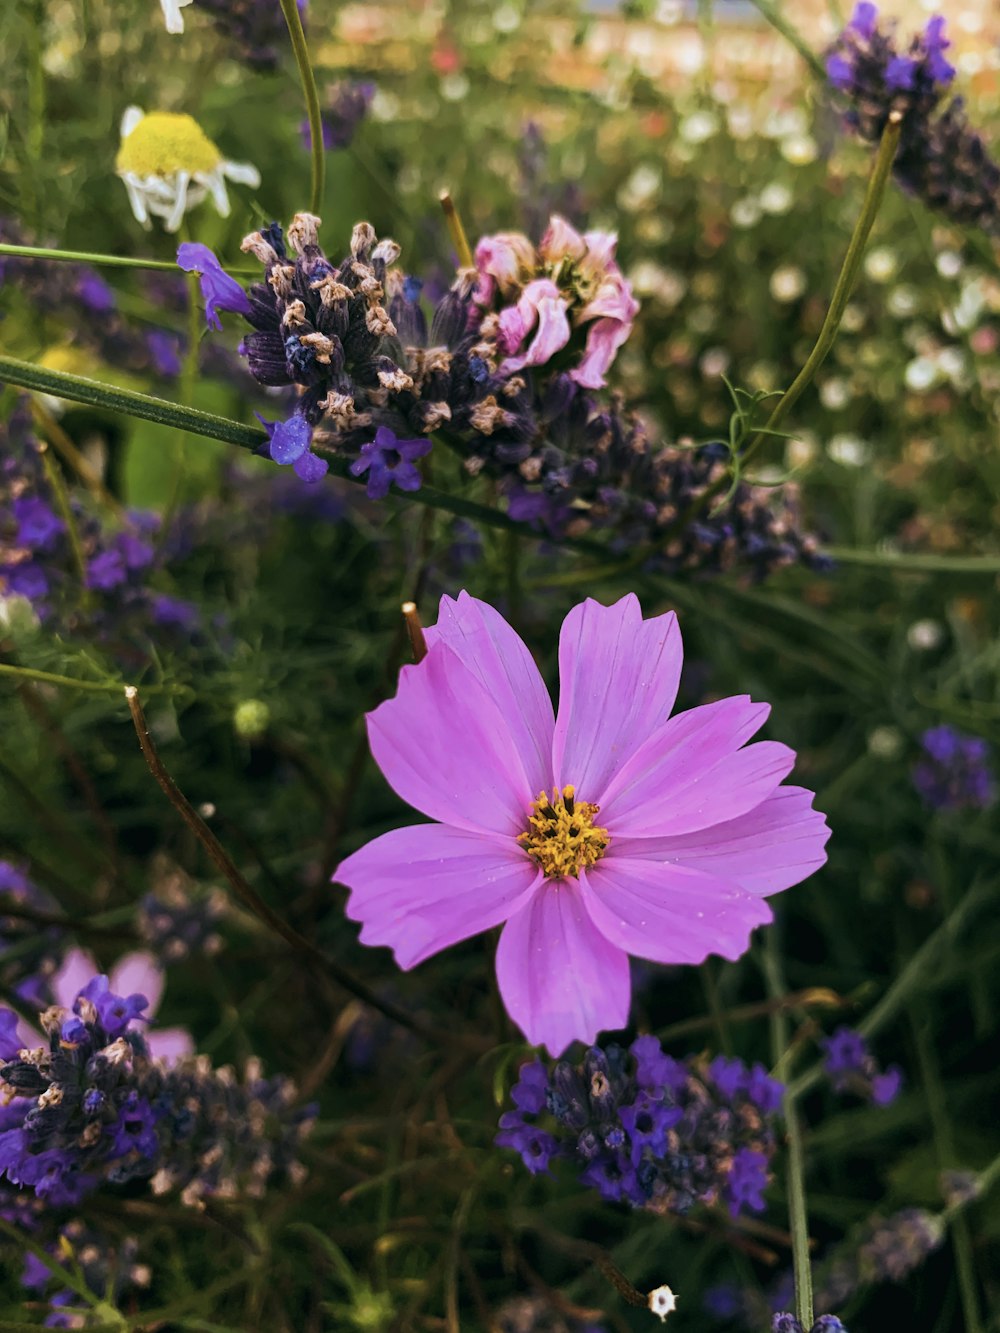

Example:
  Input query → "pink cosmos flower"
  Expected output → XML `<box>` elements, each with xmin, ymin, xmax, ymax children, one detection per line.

<box><xmin>333</xmin><ymin>594</ymin><xmax>830</xmax><ymax>1056</ymax></box>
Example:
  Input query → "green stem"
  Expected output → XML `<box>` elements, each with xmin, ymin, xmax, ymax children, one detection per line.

<box><xmin>0</xmin><ymin>241</ymin><xmax>258</xmax><ymax>275</ymax></box>
<box><xmin>279</xmin><ymin>0</ymin><xmax>324</xmax><ymax>215</ymax></box>
<box><xmin>742</xmin><ymin>114</ymin><xmax>902</xmax><ymax>465</ymax></box>
<box><xmin>0</xmin><ymin>662</ymin><xmax>188</xmax><ymax>695</ymax></box>
<box><xmin>763</xmin><ymin>932</ymin><xmax>814</xmax><ymax>1330</ymax></box>
<box><xmin>825</xmin><ymin>547</ymin><xmax>1000</xmax><ymax>575</ymax></box>
<box><xmin>38</xmin><ymin>443</ymin><xmax>92</xmax><ymax>605</ymax></box>
<box><xmin>0</xmin><ymin>355</ymin><xmax>612</xmax><ymax>555</ymax></box>
<box><xmin>788</xmin><ymin>877</ymin><xmax>996</xmax><ymax>1101</ymax></box>
<box><xmin>913</xmin><ymin>1017</ymin><xmax>983</xmax><ymax>1333</ymax></box>
<box><xmin>748</xmin><ymin>0</ymin><xmax>828</xmax><ymax>79</ymax></box>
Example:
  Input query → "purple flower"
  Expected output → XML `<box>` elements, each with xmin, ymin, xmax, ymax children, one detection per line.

<box><xmin>256</xmin><ymin>411</ymin><xmax>329</xmax><ymax>484</ymax></box>
<box><xmin>727</xmin><ymin>1147</ymin><xmax>769</xmax><ymax>1214</ymax></box>
<box><xmin>0</xmin><ymin>1009</ymin><xmax>21</xmax><ymax>1060</ymax></box>
<box><xmin>13</xmin><ymin>497</ymin><xmax>63</xmax><ymax>550</ymax></box>
<box><xmin>334</xmin><ymin>593</ymin><xmax>830</xmax><ymax>1055</ymax></box>
<box><xmin>494</xmin><ymin>1116</ymin><xmax>559</xmax><ymax>1174</ymax></box>
<box><xmin>76</xmin><ymin>271</ymin><xmax>117</xmax><ymax>313</ymax></box>
<box><xmin>913</xmin><ymin>725</ymin><xmax>995</xmax><ymax>810</ymax></box>
<box><xmin>871</xmin><ymin>1067</ymin><xmax>903</xmax><ymax>1106</ymax></box>
<box><xmin>147</xmin><ymin>329</ymin><xmax>183</xmax><ymax>377</ymax></box>
<box><xmin>4</xmin><ymin>563</ymin><xmax>48</xmax><ymax>600</ymax></box>
<box><xmin>822</xmin><ymin>1027</ymin><xmax>869</xmax><ymax>1083</ymax></box>
<box><xmin>821</xmin><ymin>1025</ymin><xmax>902</xmax><ymax>1106</ymax></box>
<box><xmin>85</xmin><ymin>548</ymin><xmax>127</xmax><ymax>590</ymax></box>
<box><xmin>349</xmin><ymin>426</ymin><xmax>431</xmax><ymax>500</ymax></box>
<box><xmin>151</xmin><ymin>594</ymin><xmax>200</xmax><ymax>631</ymax></box>
<box><xmin>177</xmin><ymin>242</ymin><xmax>252</xmax><ymax>332</ymax></box>
<box><xmin>708</xmin><ymin>1055</ymin><xmax>747</xmax><ymax>1101</ymax></box>
<box><xmin>510</xmin><ymin>1061</ymin><xmax>549</xmax><ymax>1114</ymax></box>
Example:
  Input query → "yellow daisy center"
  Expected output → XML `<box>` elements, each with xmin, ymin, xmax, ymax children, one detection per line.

<box><xmin>517</xmin><ymin>785</ymin><xmax>610</xmax><ymax>880</ymax></box>
<box><xmin>116</xmin><ymin>113</ymin><xmax>222</xmax><ymax>177</ymax></box>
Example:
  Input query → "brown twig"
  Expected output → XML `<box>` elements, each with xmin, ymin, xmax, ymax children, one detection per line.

<box><xmin>124</xmin><ymin>685</ymin><xmax>471</xmax><ymax>1051</ymax></box>
<box><xmin>402</xmin><ymin>600</ymin><xmax>428</xmax><ymax>664</ymax></box>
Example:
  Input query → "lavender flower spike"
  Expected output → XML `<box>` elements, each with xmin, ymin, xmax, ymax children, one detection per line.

<box><xmin>177</xmin><ymin>242</ymin><xmax>252</xmax><ymax>331</ymax></box>
<box><xmin>334</xmin><ymin>593</ymin><xmax>830</xmax><ymax>1055</ymax></box>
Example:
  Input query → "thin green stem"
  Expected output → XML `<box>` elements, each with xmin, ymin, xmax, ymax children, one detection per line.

<box><xmin>0</xmin><ymin>241</ymin><xmax>258</xmax><ymax>275</ymax></box>
<box><xmin>748</xmin><ymin>0</ymin><xmax>828</xmax><ymax>78</ymax></box>
<box><xmin>279</xmin><ymin>0</ymin><xmax>324</xmax><ymax>215</ymax></box>
<box><xmin>825</xmin><ymin>547</ymin><xmax>1000</xmax><ymax>575</ymax></box>
<box><xmin>763</xmin><ymin>932</ymin><xmax>814</xmax><ymax>1330</ymax></box>
<box><xmin>0</xmin><ymin>355</ymin><xmax>610</xmax><ymax>556</ymax></box>
<box><xmin>742</xmin><ymin>114</ymin><xmax>902</xmax><ymax>464</ymax></box>
<box><xmin>38</xmin><ymin>443</ymin><xmax>92</xmax><ymax>605</ymax></box>
<box><xmin>788</xmin><ymin>877</ymin><xmax>996</xmax><ymax>1101</ymax></box>
<box><xmin>0</xmin><ymin>662</ymin><xmax>187</xmax><ymax>695</ymax></box>
<box><xmin>913</xmin><ymin>1017</ymin><xmax>983</xmax><ymax>1333</ymax></box>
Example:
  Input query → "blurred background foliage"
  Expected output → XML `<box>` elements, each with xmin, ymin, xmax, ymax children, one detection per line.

<box><xmin>0</xmin><ymin>0</ymin><xmax>999</xmax><ymax>1329</ymax></box>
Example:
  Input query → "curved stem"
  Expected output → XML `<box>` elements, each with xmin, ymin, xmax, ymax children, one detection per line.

<box><xmin>0</xmin><ymin>662</ymin><xmax>187</xmax><ymax>695</ymax></box>
<box><xmin>279</xmin><ymin>0</ymin><xmax>324</xmax><ymax>215</ymax></box>
<box><xmin>742</xmin><ymin>114</ymin><xmax>902</xmax><ymax>464</ymax></box>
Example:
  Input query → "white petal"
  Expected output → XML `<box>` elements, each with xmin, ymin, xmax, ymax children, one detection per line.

<box><xmin>222</xmin><ymin>160</ymin><xmax>262</xmax><ymax>189</ymax></box>
<box><xmin>120</xmin><ymin>105</ymin><xmax>145</xmax><ymax>139</ymax></box>
<box><xmin>164</xmin><ymin>172</ymin><xmax>190</xmax><ymax>232</ymax></box>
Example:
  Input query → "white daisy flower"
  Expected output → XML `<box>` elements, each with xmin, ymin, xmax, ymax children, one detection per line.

<box><xmin>159</xmin><ymin>0</ymin><xmax>194</xmax><ymax>34</ymax></box>
<box><xmin>115</xmin><ymin>107</ymin><xmax>261</xmax><ymax>233</ymax></box>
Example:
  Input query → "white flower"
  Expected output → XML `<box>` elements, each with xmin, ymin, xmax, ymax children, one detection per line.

<box><xmin>115</xmin><ymin>106</ymin><xmax>261</xmax><ymax>233</ymax></box>
<box><xmin>648</xmin><ymin>1285</ymin><xmax>678</xmax><ymax>1322</ymax></box>
<box><xmin>159</xmin><ymin>0</ymin><xmax>193</xmax><ymax>34</ymax></box>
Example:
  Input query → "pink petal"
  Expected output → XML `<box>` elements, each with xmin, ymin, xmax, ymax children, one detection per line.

<box><xmin>146</xmin><ymin>1026</ymin><xmax>194</xmax><ymax>1065</ymax></box>
<box><xmin>367</xmin><ymin>643</ymin><xmax>537</xmax><ymax>835</ymax></box>
<box><xmin>551</xmin><ymin>595</ymin><xmax>683</xmax><ymax>802</ymax></box>
<box><xmin>110</xmin><ymin>951</ymin><xmax>165</xmax><ymax>1017</ymax></box>
<box><xmin>569</xmin><ymin>315</ymin><xmax>632</xmax><ymax>390</ymax></box>
<box><xmin>501</xmin><ymin>284</ymin><xmax>571</xmax><ymax>375</ymax></box>
<box><xmin>423</xmin><ymin>592</ymin><xmax>554</xmax><ymax>795</ymax></box>
<box><xmin>539</xmin><ymin>216</ymin><xmax>588</xmax><ymax>265</ymax></box>
<box><xmin>597</xmin><ymin>695</ymin><xmax>783</xmax><ymax>835</ymax></box>
<box><xmin>495</xmin><ymin>881</ymin><xmax>631</xmax><ymax>1056</ymax></box>
<box><xmin>609</xmin><ymin>786</ymin><xmax>830</xmax><ymax>896</ymax></box>
<box><xmin>335</xmin><ymin>823</ymin><xmax>542</xmax><ymax>969</ymax></box>
<box><xmin>581</xmin><ymin>858</ymin><xmax>773</xmax><ymax>965</ymax></box>
<box><xmin>51</xmin><ymin>947</ymin><xmax>100</xmax><ymax>1009</ymax></box>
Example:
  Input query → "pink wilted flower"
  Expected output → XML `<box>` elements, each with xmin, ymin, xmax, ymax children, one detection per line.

<box><xmin>333</xmin><ymin>594</ymin><xmax>830</xmax><ymax>1056</ymax></box>
<box><xmin>474</xmin><ymin>215</ymin><xmax>639</xmax><ymax>389</ymax></box>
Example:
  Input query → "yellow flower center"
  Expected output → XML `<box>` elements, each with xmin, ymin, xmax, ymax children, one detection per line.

<box><xmin>116</xmin><ymin>112</ymin><xmax>222</xmax><ymax>177</ymax></box>
<box><xmin>517</xmin><ymin>785</ymin><xmax>610</xmax><ymax>880</ymax></box>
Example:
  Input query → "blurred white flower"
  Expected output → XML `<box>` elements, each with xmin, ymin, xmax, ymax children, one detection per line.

<box><xmin>492</xmin><ymin>2</ymin><xmax>521</xmax><ymax>32</ymax></box>
<box><xmin>904</xmin><ymin>356</ymin><xmax>940</xmax><ymax>392</ymax></box>
<box><xmin>618</xmin><ymin>164</ymin><xmax>662</xmax><ymax>212</ymax></box>
<box><xmin>770</xmin><ymin>265</ymin><xmax>807</xmax><ymax>302</ymax></box>
<box><xmin>936</xmin><ymin>250</ymin><xmax>962</xmax><ymax>279</ymax></box>
<box><xmin>864</xmin><ymin>246</ymin><xmax>898</xmax><ymax>283</ymax></box>
<box><xmin>159</xmin><ymin>0</ymin><xmax>193</xmax><ymax>33</ymax></box>
<box><xmin>888</xmin><ymin>285</ymin><xmax>919</xmax><ymax>318</ymax></box>
<box><xmin>759</xmin><ymin>181</ymin><xmax>793</xmax><ymax>214</ymax></box>
<box><xmin>868</xmin><ymin>725</ymin><xmax>903</xmax><ymax>759</ymax></box>
<box><xmin>731</xmin><ymin>196</ymin><xmax>762</xmax><ymax>228</ymax></box>
<box><xmin>116</xmin><ymin>107</ymin><xmax>260</xmax><ymax>232</ymax></box>
<box><xmin>786</xmin><ymin>433</ymin><xmax>818</xmax><ymax>469</ymax></box>
<box><xmin>699</xmin><ymin>347</ymin><xmax>730</xmax><ymax>378</ymax></box>
<box><xmin>679</xmin><ymin>111</ymin><xmax>719</xmax><ymax>144</ymax></box>
<box><xmin>440</xmin><ymin>73</ymin><xmax>470</xmax><ymax>101</ymax></box>
<box><xmin>827</xmin><ymin>433</ymin><xmax>870</xmax><ymax>466</ymax></box>
<box><xmin>781</xmin><ymin>135</ymin><xmax>818</xmax><ymax>165</ymax></box>
<box><xmin>820</xmin><ymin>377</ymin><xmax>852</xmax><ymax>410</ymax></box>
<box><xmin>907</xmin><ymin>619</ymin><xmax>945</xmax><ymax>651</ymax></box>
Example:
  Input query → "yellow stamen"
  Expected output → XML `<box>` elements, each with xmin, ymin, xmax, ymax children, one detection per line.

<box><xmin>116</xmin><ymin>112</ymin><xmax>222</xmax><ymax>177</ymax></box>
<box><xmin>517</xmin><ymin>784</ymin><xmax>610</xmax><ymax>880</ymax></box>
